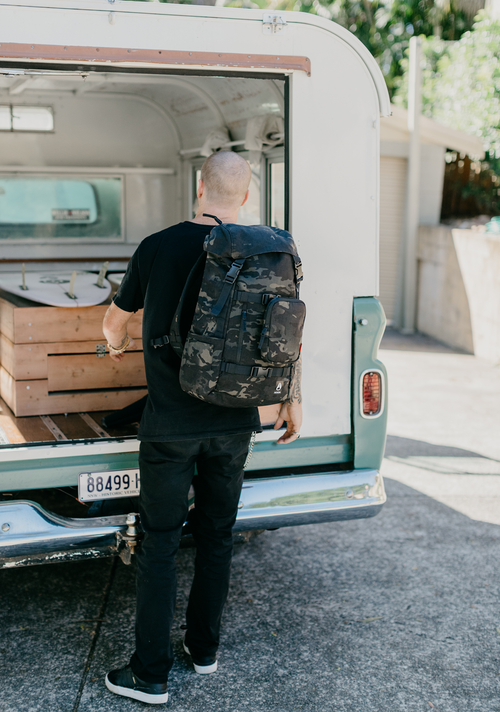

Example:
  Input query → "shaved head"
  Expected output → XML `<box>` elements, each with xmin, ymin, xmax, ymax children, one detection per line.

<box><xmin>200</xmin><ymin>151</ymin><xmax>251</xmax><ymax>208</ymax></box>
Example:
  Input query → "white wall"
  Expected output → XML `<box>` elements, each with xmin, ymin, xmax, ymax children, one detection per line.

<box><xmin>380</xmin><ymin>141</ymin><xmax>445</xmax><ymax>226</ymax></box>
<box><xmin>417</xmin><ymin>226</ymin><xmax>500</xmax><ymax>363</ymax></box>
<box><xmin>0</xmin><ymin>94</ymin><xmax>178</xmax><ymax>168</ymax></box>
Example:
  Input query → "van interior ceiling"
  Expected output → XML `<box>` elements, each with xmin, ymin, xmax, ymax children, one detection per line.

<box><xmin>0</xmin><ymin>69</ymin><xmax>287</xmax><ymax>448</ymax></box>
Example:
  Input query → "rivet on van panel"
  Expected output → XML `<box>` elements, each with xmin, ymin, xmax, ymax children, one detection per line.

<box><xmin>1</xmin><ymin>523</ymin><xmax>10</xmax><ymax>532</ymax></box>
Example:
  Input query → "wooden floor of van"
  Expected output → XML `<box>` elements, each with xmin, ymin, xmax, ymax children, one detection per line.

<box><xmin>0</xmin><ymin>395</ymin><xmax>139</xmax><ymax>445</ymax></box>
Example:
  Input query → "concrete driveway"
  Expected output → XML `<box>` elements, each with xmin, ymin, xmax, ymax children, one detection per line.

<box><xmin>1</xmin><ymin>330</ymin><xmax>499</xmax><ymax>712</ymax></box>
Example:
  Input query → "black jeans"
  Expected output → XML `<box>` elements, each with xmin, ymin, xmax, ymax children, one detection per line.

<box><xmin>129</xmin><ymin>433</ymin><xmax>252</xmax><ymax>683</ymax></box>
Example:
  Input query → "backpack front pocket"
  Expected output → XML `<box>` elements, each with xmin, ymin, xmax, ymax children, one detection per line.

<box><xmin>259</xmin><ymin>297</ymin><xmax>306</xmax><ymax>365</ymax></box>
<box><xmin>179</xmin><ymin>332</ymin><xmax>224</xmax><ymax>400</ymax></box>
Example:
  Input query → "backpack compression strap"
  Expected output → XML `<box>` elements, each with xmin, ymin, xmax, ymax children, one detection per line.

<box><xmin>210</xmin><ymin>259</ymin><xmax>245</xmax><ymax>317</ymax></box>
<box><xmin>220</xmin><ymin>363</ymin><xmax>293</xmax><ymax>378</ymax></box>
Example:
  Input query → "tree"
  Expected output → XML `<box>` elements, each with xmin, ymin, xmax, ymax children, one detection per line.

<box><xmin>393</xmin><ymin>10</ymin><xmax>500</xmax><ymax>216</ymax></box>
<box><xmin>394</xmin><ymin>11</ymin><xmax>500</xmax><ymax>156</ymax></box>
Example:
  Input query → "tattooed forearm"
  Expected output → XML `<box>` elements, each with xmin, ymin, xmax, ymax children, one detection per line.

<box><xmin>288</xmin><ymin>356</ymin><xmax>302</xmax><ymax>404</ymax></box>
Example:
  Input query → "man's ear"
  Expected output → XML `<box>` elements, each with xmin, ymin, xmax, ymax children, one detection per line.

<box><xmin>197</xmin><ymin>179</ymin><xmax>205</xmax><ymax>200</ymax></box>
<box><xmin>241</xmin><ymin>189</ymin><xmax>250</xmax><ymax>207</ymax></box>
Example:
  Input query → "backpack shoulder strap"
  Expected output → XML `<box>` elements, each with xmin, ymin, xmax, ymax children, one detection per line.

<box><xmin>164</xmin><ymin>253</ymin><xmax>207</xmax><ymax>358</ymax></box>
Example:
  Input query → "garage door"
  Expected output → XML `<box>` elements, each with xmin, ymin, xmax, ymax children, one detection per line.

<box><xmin>379</xmin><ymin>157</ymin><xmax>407</xmax><ymax>322</ymax></box>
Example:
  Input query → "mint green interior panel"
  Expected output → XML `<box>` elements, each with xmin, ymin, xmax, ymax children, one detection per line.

<box><xmin>0</xmin><ymin>435</ymin><xmax>352</xmax><ymax>492</ymax></box>
<box><xmin>0</xmin><ymin>450</ymin><xmax>139</xmax><ymax>492</ymax></box>
<box><xmin>246</xmin><ymin>435</ymin><xmax>352</xmax><ymax>471</ymax></box>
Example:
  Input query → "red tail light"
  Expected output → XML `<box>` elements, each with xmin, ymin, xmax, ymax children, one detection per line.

<box><xmin>361</xmin><ymin>370</ymin><xmax>383</xmax><ymax>417</ymax></box>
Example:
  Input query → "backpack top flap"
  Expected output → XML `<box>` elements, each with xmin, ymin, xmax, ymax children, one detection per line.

<box><xmin>204</xmin><ymin>223</ymin><xmax>298</xmax><ymax>261</ymax></box>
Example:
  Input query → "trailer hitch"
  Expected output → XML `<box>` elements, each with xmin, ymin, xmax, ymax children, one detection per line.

<box><xmin>116</xmin><ymin>513</ymin><xmax>142</xmax><ymax>565</ymax></box>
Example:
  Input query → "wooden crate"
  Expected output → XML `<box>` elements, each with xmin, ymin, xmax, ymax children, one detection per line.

<box><xmin>0</xmin><ymin>291</ymin><xmax>147</xmax><ymax>416</ymax></box>
<box><xmin>0</xmin><ymin>291</ymin><xmax>142</xmax><ymax>344</ymax></box>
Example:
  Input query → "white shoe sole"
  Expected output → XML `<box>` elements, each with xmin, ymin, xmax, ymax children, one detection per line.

<box><xmin>183</xmin><ymin>641</ymin><xmax>218</xmax><ymax>674</ymax></box>
<box><xmin>105</xmin><ymin>673</ymin><xmax>169</xmax><ymax>704</ymax></box>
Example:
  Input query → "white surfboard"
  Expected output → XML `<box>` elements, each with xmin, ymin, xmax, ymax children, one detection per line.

<box><xmin>0</xmin><ymin>270</ymin><xmax>112</xmax><ymax>307</ymax></box>
<box><xmin>108</xmin><ymin>272</ymin><xmax>126</xmax><ymax>287</ymax></box>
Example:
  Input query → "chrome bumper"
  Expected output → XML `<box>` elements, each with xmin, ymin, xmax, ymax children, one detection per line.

<box><xmin>0</xmin><ymin>469</ymin><xmax>385</xmax><ymax>568</ymax></box>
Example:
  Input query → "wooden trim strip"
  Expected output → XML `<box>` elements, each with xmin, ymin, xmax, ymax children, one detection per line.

<box><xmin>40</xmin><ymin>415</ymin><xmax>67</xmax><ymax>441</ymax></box>
<box><xmin>0</xmin><ymin>43</ymin><xmax>311</xmax><ymax>76</ymax></box>
<box><xmin>79</xmin><ymin>412</ymin><xmax>110</xmax><ymax>439</ymax></box>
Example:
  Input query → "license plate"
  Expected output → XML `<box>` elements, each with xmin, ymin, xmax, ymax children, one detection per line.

<box><xmin>78</xmin><ymin>469</ymin><xmax>140</xmax><ymax>502</ymax></box>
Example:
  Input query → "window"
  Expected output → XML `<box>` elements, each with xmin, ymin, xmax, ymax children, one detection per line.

<box><xmin>237</xmin><ymin>164</ymin><xmax>262</xmax><ymax>226</ymax></box>
<box><xmin>0</xmin><ymin>106</ymin><xmax>54</xmax><ymax>132</ymax></box>
<box><xmin>269</xmin><ymin>161</ymin><xmax>285</xmax><ymax>230</ymax></box>
<box><xmin>0</xmin><ymin>176</ymin><xmax>123</xmax><ymax>240</ymax></box>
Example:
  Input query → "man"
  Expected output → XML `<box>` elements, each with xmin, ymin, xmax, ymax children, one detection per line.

<box><xmin>102</xmin><ymin>151</ymin><xmax>302</xmax><ymax>705</ymax></box>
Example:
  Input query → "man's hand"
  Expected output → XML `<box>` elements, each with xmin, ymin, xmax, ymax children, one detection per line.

<box><xmin>274</xmin><ymin>355</ymin><xmax>303</xmax><ymax>444</ymax></box>
<box><xmin>274</xmin><ymin>400</ymin><xmax>303</xmax><ymax>445</ymax></box>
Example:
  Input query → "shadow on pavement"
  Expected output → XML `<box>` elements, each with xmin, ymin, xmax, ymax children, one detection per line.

<box><xmin>385</xmin><ymin>435</ymin><xmax>491</xmax><ymax>460</ymax></box>
<box><xmin>381</xmin><ymin>327</ymin><xmax>470</xmax><ymax>355</ymax></box>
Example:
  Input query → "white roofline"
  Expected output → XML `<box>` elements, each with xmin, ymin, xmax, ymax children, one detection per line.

<box><xmin>386</xmin><ymin>104</ymin><xmax>485</xmax><ymax>158</ymax></box>
<box><xmin>0</xmin><ymin>0</ymin><xmax>391</xmax><ymax>117</ymax></box>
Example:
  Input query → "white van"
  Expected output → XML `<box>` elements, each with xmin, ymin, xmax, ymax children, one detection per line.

<box><xmin>0</xmin><ymin>0</ymin><xmax>389</xmax><ymax>568</ymax></box>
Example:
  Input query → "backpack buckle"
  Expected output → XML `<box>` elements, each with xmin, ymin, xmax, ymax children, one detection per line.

<box><xmin>294</xmin><ymin>259</ymin><xmax>304</xmax><ymax>283</ymax></box>
<box><xmin>251</xmin><ymin>366</ymin><xmax>271</xmax><ymax>378</ymax></box>
<box><xmin>151</xmin><ymin>335</ymin><xmax>170</xmax><ymax>349</ymax></box>
<box><xmin>225</xmin><ymin>260</ymin><xmax>245</xmax><ymax>285</ymax></box>
<box><xmin>261</xmin><ymin>293</ymin><xmax>275</xmax><ymax>305</ymax></box>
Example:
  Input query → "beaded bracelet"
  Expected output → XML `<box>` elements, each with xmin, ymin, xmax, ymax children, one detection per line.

<box><xmin>107</xmin><ymin>334</ymin><xmax>131</xmax><ymax>355</ymax></box>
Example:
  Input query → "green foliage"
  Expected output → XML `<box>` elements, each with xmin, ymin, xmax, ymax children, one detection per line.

<box><xmin>394</xmin><ymin>12</ymin><xmax>500</xmax><ymax>156</ymax></box>
<box><xmin>392</xmin><ymin>35</ymin><xmax>451</xmax><ymax>118</ymax></box>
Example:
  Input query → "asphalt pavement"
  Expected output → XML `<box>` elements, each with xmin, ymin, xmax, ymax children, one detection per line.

<box><xmin>1</xmin><ymin>329</ymin><xmax>499</xmax><ymax>712</ymax></box>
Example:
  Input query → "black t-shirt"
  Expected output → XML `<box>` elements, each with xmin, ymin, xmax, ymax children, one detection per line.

<box><xmin>114</xmin><ymin>221</ymin><xmax>261</xmax><ymax>442</ymax></box>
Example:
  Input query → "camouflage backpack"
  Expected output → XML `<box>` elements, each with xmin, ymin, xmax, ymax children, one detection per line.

<box><xmin>153</xmin><ymin>216</ymin><xmax>306</xmax><ymax>408</ymax></box>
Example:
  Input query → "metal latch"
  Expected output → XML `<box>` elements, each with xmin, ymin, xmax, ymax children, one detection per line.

<box><xmin>262</xmin><ymin>12</ymin><xmax>287</xmax><ymax>34</ymax></box>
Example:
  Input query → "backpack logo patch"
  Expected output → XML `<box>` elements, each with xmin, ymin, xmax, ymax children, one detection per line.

<box><xmin>274</xmin><ymin>381</ymin><xmax>283</xmax><ymax>394</ymax></box>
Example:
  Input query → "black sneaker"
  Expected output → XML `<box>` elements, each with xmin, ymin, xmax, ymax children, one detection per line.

<box><xmin>183</xmin><ymin>638</ymin><xmax>218</xmax><ymax>674</ymax></box>
<box><xmin>105</xmin><ymin>664</ymin><xmax>168</xmax><ymax>704</ymax></box>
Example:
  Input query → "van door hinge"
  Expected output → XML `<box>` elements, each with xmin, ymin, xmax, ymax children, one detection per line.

<box><xmin>262</xmin><ymin>12</ymin><xmax>287</xmax><ymax>35</ymax></box>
